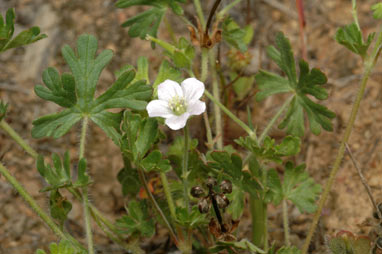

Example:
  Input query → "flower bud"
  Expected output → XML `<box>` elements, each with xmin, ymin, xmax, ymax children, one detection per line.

<box><xmin>216</xmin><ymin>194</ymin><xmax>229</xmax><ymax>209</ymax></box>
<box><xmin>191</xmin><ymin>186</ymin><xmax>205</xmax><ymax>198</ymax></box>
<box><xmin>198</xmin><ymin>198</ymin><xmax>210</xmax><ymax>213</ymax></box>
<box><xmin>206</xmin><ymin>177</ymin><xmax>217</xmax><ymax>188</ymax></box>
<box><xmin>220</xmin><ymin>179</ymin><xmax>232</xmax><ymax>194</ymax></box>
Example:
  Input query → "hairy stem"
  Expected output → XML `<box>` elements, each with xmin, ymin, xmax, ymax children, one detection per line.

<box><xmin>204</xmin><ymin>89</ymin><xmax>257</xmax><ymax>143</ymax></box>
<box><xmin>0</xmin><ymin>162</ymin><xmax>84</xmax><ymax>251</ymax></box>
<box><xmin>193</xmin><ymin>0</ymin><xmax>206</xmax><ymax>28</ymax></box>
<box><xmin>160</xmin><ymin>172</ymin><xmax>177</xmax><ymax>220</ymax></box>
<box><xmin>351</xmin><ymin>0</ymin><xmax>361</xmax><ymax>32</ymax></box>
<box><xmin>201</xmin><ymin>48</ymin><xmax>209</xmax><ymax>82</ymax></box>
<box><xmin>79</xmin><ymin>117</ymin><xmax>94</xmax><ymax>254</ymax></box>
<box><xmin>259</xmin><ymin>96</ymin><xmax>293</xmax><ymax>144</ymax></box>
<box><xmin>209</xmin><ymin>50</ymin><xmax>223</xmax><ymax>149</ymax></box>
<box><xmin>137</xmin><ymin>166</ymin><xmax>178</xmax><ymax>244</ymax></box>
<box><xmin>183</xmin><ymin>125</ymin><xmax>190</xmax><ymax>212</ymax></box>
<box><xmin>282</xmin><ymin>199</ymin><xmax>290</xmax><ymax>246</ymax></box>
<box><xmin>250</xmin><ymin>197</ymin><xmax>267</xmax><ymax>249</ymax></box>
<box><xmin>217</xmin><ymin>0</ymin><xmax>243</xmax><ymax>19</ymax></box>
<box><xmin>301</xmin><ymin>29</ymin><xmax>382</xmax><ymax>254</ymax></box>
<box><xmin>0</xmin><ymin>120</ymin><xmax>38</xmax><ymax>158</ymax></box>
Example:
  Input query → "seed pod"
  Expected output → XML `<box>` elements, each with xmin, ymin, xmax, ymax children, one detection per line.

<box><xmin>216</xmin><ymin>194</ymin><xmax>230</xmax><ymax>209</ymax></box>
<box><xmin>220</xmin><ymin>179</ymin><xmax>232</xmax><ymax>194</ymax></box>
<box><xmin>374</xmin><ymin>203</ymin><xmax>382</xmax><ymax>219</ymax></box>
<box><xmin>191</xmin><ymin>186</ymin><xmax>205</xmax><ymax>198</ymax></box>
<box><xmin>198</xmin><ymin>198</ymin><xmax>210</xmax><ymax>213</ymax></box>
<box><xmin>206</xmin><ymin>177</ymin><xmax>217</xmax><ymax>188</ymax></box>
<box><xmin>376</xmin><ymin>237</ymin><xmax>382</xmax><ymax>250</ymax></box>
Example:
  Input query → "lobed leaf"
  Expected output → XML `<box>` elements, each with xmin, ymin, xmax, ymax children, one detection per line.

<box><xmin>372</xmin><ymin>3</ymin><xmax>382</xmax><ymax>20</ymax></box>
<box><xmin>256</xmin><ymin>32</ymin><xmax>335</xmax><ymax>137</ymax></box>
<box><xmin>0</xmin><ymin>8</ymin><xmax>46</xmax><ymax>53</ymax></box>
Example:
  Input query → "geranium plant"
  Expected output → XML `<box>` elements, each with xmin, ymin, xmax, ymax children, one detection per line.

<box><xmin>0</xmin><ymin>1</ymin><xmax>382</xmax><ymax>254</ymax></box>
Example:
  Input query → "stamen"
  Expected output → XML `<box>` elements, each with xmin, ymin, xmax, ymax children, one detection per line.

<box><xmin>169</xmin><ymin>96</ymin><xmax>187</xmax><ymax>116</ymax></box>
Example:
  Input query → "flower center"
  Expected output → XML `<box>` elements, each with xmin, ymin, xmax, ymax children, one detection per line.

<box><xmin>168</xmin><ymin>96</ymin><xmax>187</xmax><ymax>116</ymax></box>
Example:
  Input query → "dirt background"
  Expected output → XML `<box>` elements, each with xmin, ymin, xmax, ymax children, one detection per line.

<box><xmin>1</xmin><ymin>0</ymin><xmax>382</xmax><ymax>253</ymax></box>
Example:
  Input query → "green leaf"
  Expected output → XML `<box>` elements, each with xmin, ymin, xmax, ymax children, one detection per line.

<box><xmin>33</xmin><ymin>34</ymin><xmax>151</xmax><ymax>142</ymax></box>
<box><xmin>276</xmin><ymin>246</ymin><xmax>301</xmax><ymax>254</ymax></box>
<box><xmin>49</xmin><ymin>190</ymin><xmax>72</xmax><ymax>226</ymax></box>
<box><xmin>327</xmin><ymin>232</ymin><xmax>372</xmax><ymax>254</ymax></box>
<box><xmin>0</xmin><ymin>100</ymin><xmax>9</xmax><ymax>121</ymax></box>
<box><xmin>0</xmin><ymin>8</ymin><xmax>46</xmax><ymax>53</ymax></box>
<box><xmin>35</xmin><ymin>240</ymin><xmax>85</xmax><ymax>254</ymax></box>
<box><xmin>210</xmin><ymin>239</ymin><xmax>266</xmax><ymax>253</ymax></box>
<box><xmin>209</xmin><ymin>151</ymin><xmax>242</xmax><ymax>181</ymax></box>
<box><xmin>141</xmin><ymin>150</ymin><xmax>171</xmax><ymax>172</ymax></box>
<box><xmin>268</xmin><ymin>162</ymin><xmax>321</xmax><ymax>213</ymax></box>
<box><xmin>372</xmin><ymin>3</ymin><xmax>382</xmax><ymax>19</ymax></box>
<box><xmin>153</xmin><ymin>60</ymin><xmax>182</xmax><ymax>95</ymax></box>
<box><xmin>116</xmin><ymin>200</ymin><xmax>155</xmax><ymax>237</ymax></box>
<box><xmin>116</xmin><ymin>0</ymin><xmax>184</xmax><ymax>46</ymax></box>
<box><xmin>37</xmin><ymin>152</ymin><xmax>91</xmax><ymax>192</ymax></box>
<box><xmin>175</xmin><ymin>206</ymin><xmax>208</xmax><ymax>227</ymax></box>
<box><xmin>256</xmin><ymin>32</ymin><xmax>335</xmax><ymax>137</ymax></box>
<box><xmin>222</xmin><ymin>17</ymin><xmax>251</xmax><ymax>52</ymax></box>
<box><xmin>117</xmin><ymin>163</ymin><xmax>141</xmax><ymax>196</ymax></box>
<box><xmin>226</xmin><ymin>186</ymin><xmax>245</xmax><ymax>219</ymax></box>
<box><xmin>335</xmin><ymin>23</ymin><xmax>375</xmax><ymax>57</ymax></box>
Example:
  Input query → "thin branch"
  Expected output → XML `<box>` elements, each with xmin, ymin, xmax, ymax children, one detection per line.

<box><xmin>345</xmin><ymin>143</ymin><xmax>382</xmax><ymax>220</ymax></box>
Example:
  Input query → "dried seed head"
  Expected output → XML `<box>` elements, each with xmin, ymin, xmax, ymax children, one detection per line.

<box><xmin>216</xmin><ymin>194</ymin><xmax>230</xmax><ymax>209</ymax></box>
<box><xmin>220</xmin><ymin>179</ymin><xmax>232</xmax><ymax>194</ymax></box>
<box><xmin>206</xmin><ymin>177</ymin><xmax>217</xmax><ymax>188</ymax></box>
<box><xmin>198</xmin><ymin>198</ymin><xmax>210</xmax><ymax>213</ymax></box>
<box><xmin>191</xmin><ymin>186</ymin><xmax>205</xmax><ymax>198</ymax></box>
<box><xmin>373</xmin><ymin>203</ymin><xmax>382</xmax><ymax>219</ymax></box>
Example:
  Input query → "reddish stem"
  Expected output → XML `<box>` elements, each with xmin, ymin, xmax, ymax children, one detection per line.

<box><xmin>296</xmin><ymin>0</ymin><xmax>307</xmax><ymax>60</ymax></box>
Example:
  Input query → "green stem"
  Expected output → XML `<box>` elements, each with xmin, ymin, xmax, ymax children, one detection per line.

<box><xmin>201</xmin><ymin>48</ymin><xmax>209</xmax><ymax>82</ymax></box>
<box><xmin>160</xmin><ymin>172</ymin><xmax>177</xmax><ymax>220</ymax></box>
<box><xmin>137</xmin><ymin>166</ymin><xmax>178</xmax><ymax>244</ymax></box>
<box><xmin>0</xmin><ymin>162</ymin><xmax>84</xmax><ymax>251</ymax></box>
<box><xmin>258</xmin><ymin>96</ymin><xmax>293</xmax><ymax>144</ymax></box>
<box><xmin>182</xmin><ymin>125</ymin><xmax>190</xmax><ymax>212</ymax></box>
<box><xmin>217</xmin><ymin>0</ymin><xmax>243</xmax><ymax>19</ymax></box>
<box><xmin>0</xmin><ymin>120</ymin><xmax>38</xmax><ymax>158</ymax></box>
<box><xmin>351</xmin><ymin>0</ymin><xmax>361</xmax><ymax>33</ymax></box>
<box><xmin>250</xmin><ymin>197</ymin><xmax>267</xmax><ymax>249</ymax></box>
<box><xmin>164</xmin><ymin>16</ymin><xmax>177</xmax><ymax>44</ymax></box>
<box><xmin>282</xmin><ymin>199</ymin><xmax>290</xmax><ymax>246</ymax></box>
<box><xmin>209</xmin><ymin>50</ymin><xmax>223</xmax><ymax>149</ymax></box>
<box><xmin>203</xmin><ymin>112</ymin><xmax>214</xmax><ymax>148</ymax></box>
<box><xmin>193</xmin><ymin>0</ymin><xmax>206</xmax><ymax>28</ymax></box>
<box><xmin>79</xmin><ymin>117</ymin><xmax>94</xmax><ymax>254</ymax></box>
<box><xmin>301</xmin><ymin>28</ymin><xmax>382</xmax><ymax>254</ymax></box>
<box><xmin>204</xmin><ymin>89</ymin><xmax>257</xmax><ymax>142</ymax></box>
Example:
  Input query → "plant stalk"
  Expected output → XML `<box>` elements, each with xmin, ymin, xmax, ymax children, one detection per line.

<box><xmin>160</xmin><ymin>172</ymin><xmax>177</xmax><ymax>221</ymax></box>
<box><xmin>282</xmin><ymin>199</ymin><xmax>290</xmax><ymax>246</ymax></box>
<box><xmin>209</xmin><ymin>50</ymin><xmax>223</xmax><ymax>149</ymax></box>
<box><xmin>137</xmin><ymin>166</ymin><xmax>178</xmax><ymax>244</ymax></box>
<box><xmin>250</xmin><ymin>197</ymin><xmax>267</xmax><ymax>249</ymax></box>
<box><xmin>201</xmin><ymin>48</ymin><xmax>209</xmax><ymax>82</ymax></box>
<box><xmin>0</xmin><ymin>120</ymin><xmax>38</xmax><ymax>158</ymax></box>
<box><xmin>301</xmin><ymin>28</ymin><xmax>382</xmax><ymax>254</ymax></box>
<box><xmin>204</xmin><ymin>89</ymin><xmax>257</xmax><ymax>143</ymax></box>
<box><xmin>183</xmin><ymin>125</ymin><xmax>190</xmax><ymax>212</ymax></box>
<box><xmin>0</xmin><ymin>162</ymin><xmax>84</xmax><ymax>251</ymax></box>
<box><xmin>79</xmin><ymin>116</ymin><xmax>94</xmax><ymax>254</ymax></box>
<box><xmin>259</xmin><ymin>96</ymin><xmax>293</xmax><ymax>144</ymax></box>
<box><xmin>193</xmin><ymin>0</ymin><xmax>206</xmax><ymax>28</ymax></box>
<box><xmin>217</xmin><ymin>0</ymin><xmax>243</xmax><ymax>19</ymax></box>
<box><xmin>351</xmin><ymin>0</ymin><xmax>361</xmax><ymax>32</ymax></box>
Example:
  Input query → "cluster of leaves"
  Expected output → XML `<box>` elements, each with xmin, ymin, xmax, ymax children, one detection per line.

<box><xmin>256</xmin><ymin>32</ymin><xmax>335</xmax><ymax>137</ymax></box>
<box><xmin>116</xmin><ymin>0</ymin><xmax>186</xmax><ymax>47</ymax></box>
<box><xmin>36</xmin><ymin>240</ymin><xmax>85</xmax><ymax>254</ymax></box>
<box><xmin>116</xmin><ymin>200</ymin><xmax>155</xmax><ymax>237</ymax></box>
<box><xmin>37</xmin><ymin>152</ymin><xmax>90</xmax><ymax>225</ymax></box>
<box><xmin>0</xmin><ymin>8</ymin><xmax>46</xmax><ymax>53</ymax></box>
<box><xmin>326</xmin><ymin>231</ymin><xmax>372</xmax><ymax>254</ymax></box>
<box><xmin>32</xmin><ymin>34</ymin><xmax>152</xmax><ymax>144</ymax></box>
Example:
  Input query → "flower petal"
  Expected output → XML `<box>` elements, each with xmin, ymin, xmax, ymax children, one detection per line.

<box><xmin>165</xmin><ymin>113</ymin><xmax>190</xmax><ymax>130</ymax></box>
<box><xmin>187</xmin><ymin>100</ymin><xmax>206</xmax><ymax>116</ymax></box>
<box><xmin>158</xmin><ymin>80</ymin><xmax>183</xmax><ymax>102</ymax></box>
<box><xmin>181</xmin><ymin>78</ymin><xmax>205</xmax><ymax>102</ymax></box>
<box><xmin>146</xmin><ymin>100</ymin><xmax>174</xmax><ymax>118</ymax></box>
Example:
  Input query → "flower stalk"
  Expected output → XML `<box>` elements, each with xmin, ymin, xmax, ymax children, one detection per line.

<box><xmin>182</xmin><ymin>125</ymin><xmax>191</xmax><ymax>212</ymax></box>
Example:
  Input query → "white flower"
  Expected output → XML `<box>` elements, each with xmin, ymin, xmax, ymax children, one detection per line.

<box><xmin>146</xmin><ymin>78</ymin><xmax>206</xmax><ymax>130</ymax></box>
